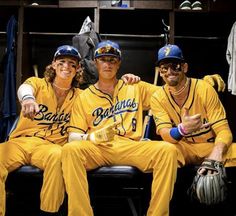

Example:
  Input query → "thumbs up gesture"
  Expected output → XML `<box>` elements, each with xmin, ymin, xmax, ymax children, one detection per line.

<box><xmin>181</xmin><ymin>107</ymin><xmax>210</xmax><ymax>134</ymax></box>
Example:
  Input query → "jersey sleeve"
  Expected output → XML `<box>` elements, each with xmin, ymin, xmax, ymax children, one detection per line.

<box><xmin>23</xmin><ymin>77</ymin><xmax>44</xmax><ymax>94</ymax></box>
<box><xmin>203</xmin><ymin>82</ymin><xmax>228</xmax><ymax>130</ymax></box>
<box><xmin>139</xmin><ymin>81</ymin><xmax>159</xmax><ymax>110</ymax></box>
<box><xmin>150</xmin><ymin>89</ymin><xmax>172</xmax><ymax>133</ymax></box>
<box><xmin>68</xmin><ymin>94</ymin><xmax>88</xmax><ymax>134</ymax></box>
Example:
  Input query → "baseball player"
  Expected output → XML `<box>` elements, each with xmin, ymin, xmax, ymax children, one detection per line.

<box><xmin>61</xmin><ymin>40</ymin><xmax>179</xmax><ymax>216</ymax></box>
<box><xmin>151</xmin><ymin>44</ymin><xmax>236</xmax><ymax>168</ymax></box>
<box><xmin>0</xmin><ymin>45</ymin><xmax>82</xmax><ymax>216</ymax></box>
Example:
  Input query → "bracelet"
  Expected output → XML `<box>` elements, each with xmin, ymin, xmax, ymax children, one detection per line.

<box><xmin>178</xmin><ymin>123</ymin><xmax>188</xmax><ymax>136</ymax></box>
<box><xmin>170</xmin><ymin>127</ymin><xmax>182</xmax><ymax>141</ymax></box>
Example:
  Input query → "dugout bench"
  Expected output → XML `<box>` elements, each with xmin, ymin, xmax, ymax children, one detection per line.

<box><xmin>6</xmin><ymin>164</ymin><xmax>152</xmax><ymax>216</ymax></box>
<box><xmin>6</xmin><ymin>162</ymin><xmax>236</xmax><ymax>216</ymax></box>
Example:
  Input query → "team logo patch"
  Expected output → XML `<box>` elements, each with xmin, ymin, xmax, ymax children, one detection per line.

<box><xmin>92</xmin><ymin>98</ymin><xmax>138</xmax><ymax>126</ymax></box>
<box><xmin>164</xmin><ymin>47</ymin><xmax>171</xmax><ymax>57</ymax></box>
<box><xmin>34</xmin><ymin>104</ymin><xmax>70</xmax><ymax>137</ymax></box>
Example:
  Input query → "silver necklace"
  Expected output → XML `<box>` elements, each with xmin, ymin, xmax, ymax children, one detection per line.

<box><xmin>170</xmin><ymin>78</ymin><xmax>189</xmax><ymax>96</ymax></box>
<box><xmin>53</xmin><ymin>83</ymin><xmax>71</xmax><ymax>91</ymax></box>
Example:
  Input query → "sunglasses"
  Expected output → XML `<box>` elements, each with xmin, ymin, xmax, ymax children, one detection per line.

<box><xmin>159</xmin><ymin>63</ymin><xmax>182</xmax><ymax>74</ymax></box>
<box><xmin>95</xmin><ymin>45</ymin><xmax>121</xmax><ymax>58</ymax></box>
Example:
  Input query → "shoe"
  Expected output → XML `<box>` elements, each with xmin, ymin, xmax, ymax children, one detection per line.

<box><xmin>191</xmin><ymin>1</ymin><xmax>202</xmax><ymax>10</ymax></box>
<box><xmin>179</xmin><ymin>0</ymin><xmax>191</xmax><ymax>10</ymax></box>
<box><xmin>111</xmin><ymin>0</ymin><xmax>122</xmax><ymax>7</ymax></box>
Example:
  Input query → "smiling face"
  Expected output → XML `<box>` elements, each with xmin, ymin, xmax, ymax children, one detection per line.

<box><xmin>52</xmin><ymin>56</ymin><xmax>80</xmax><ymax>83</ymax></box>
<box><xmin>159</xmin><ymin>59</ymin><xmax>188</xmax><ymax>87</ymax></box>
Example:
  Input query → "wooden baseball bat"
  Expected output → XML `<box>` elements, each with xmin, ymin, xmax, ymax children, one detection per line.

<box><xmin>141</xmin><ymin>66</ymin><xmax>159</xmax><ymax>139</ymax></box>
<box><xmin>33</xmin><ymin>64</ymin><xmax>38</xmax><ymax>77</ymax></box>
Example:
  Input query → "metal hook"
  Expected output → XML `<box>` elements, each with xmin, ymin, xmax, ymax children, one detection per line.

<box><xmin>161</xmin><ymin>19</ymin><xmax>170</xmax><ymax>33</ymax></box>
<box><xmin>161</xmin><ymin>19</ymin><xmax>170</xmax><ymax>45</ymax></box>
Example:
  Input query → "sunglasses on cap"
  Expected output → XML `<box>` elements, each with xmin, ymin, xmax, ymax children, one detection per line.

<box><xmin>159</xmin><ymin>62</ymin><xmax>182</xmax><ymax>74</ymax></box>
<box><xmin>54</xmin><ymin>45</ymin><xmax>81</xmax><ymax>61</ymax></box>
<box><xmin>94</xmin><ymin>45</ymin><xmax>121</xmax><ymax>59</ymax></box>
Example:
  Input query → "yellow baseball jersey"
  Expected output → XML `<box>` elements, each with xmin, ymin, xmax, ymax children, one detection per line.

<box><xmin>10</xmin><ymin>77</ymin><xmax>82</xmax><ymax>145</ymax></box>
<box><xmin>151</xmin><ymin>78</ymin><xmax>229</xmax><ymax>143</ymax></box>
<box><xmin>69</xmin><ymin>80</ymin><xmax>158</xmax><ymax>141</ymax></box>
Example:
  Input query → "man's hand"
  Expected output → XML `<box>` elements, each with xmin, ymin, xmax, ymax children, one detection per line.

<box><xmin>89</xmin><ymin>121</ymin><xmax>120</xmax><ymax>144</ymax></box>
<box><xmin>21</xmin><ymin>99</ymin><xmax>39</xmax><ymax>120</ymax></box>
<box><xmin>121</xmin><ymin>73</ymin><xmax>140</xmax><ymax>84</ymax></box>
<box><xmin>203</xmin><ymin>74</ymin><xmax>225</xmax><ymax>92</ymax></box>
<box><xmin>181</xmin><ymin>108</ymin><xmax>210</xmax><ymax>134</ymax></box>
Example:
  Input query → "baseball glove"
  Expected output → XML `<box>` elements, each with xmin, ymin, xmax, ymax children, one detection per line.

<box><xmin>89</xmin><ymin>121</ymin><xmax>120</xmax><ymax>144</ymax></box>
<box><xmin>187</xmin><ymin>158</ymin><xmax>228</xmax><ymax>205</ymax></box>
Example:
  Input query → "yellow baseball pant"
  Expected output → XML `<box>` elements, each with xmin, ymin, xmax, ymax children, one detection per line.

<box><xmin>61</xmin><ymin>136</ymin><xmax>180</xmax><ymax>216</ymax></box>
<box><xmin>175</xmin><ymin>141</ymin><xmax>236</xmax><ymax>166</ymax></box>
<box><xmin>0</xmin><ymin>137</ymin><xmax>64</xmax><ymax>216</ymax></box>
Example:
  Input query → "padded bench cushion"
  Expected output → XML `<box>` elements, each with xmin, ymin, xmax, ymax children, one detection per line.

<box><xmin>9</xmin><ymin>165</ymin><xmax>43</xmax><ymax>178</ymax></box>
<box><xmin>88</xmin><ymin>166</ymin><xmax>145</xmax><ymax>179</ymax></box>
<box><xmin>9</xmin><ymin>165</ymin><xmax>147</xmax><ymax>180</ymax></box>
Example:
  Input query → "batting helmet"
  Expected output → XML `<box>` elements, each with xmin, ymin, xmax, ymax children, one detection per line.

<box><xmin>94</xmin><ymin>40</ymin><xmax>121</xmax><ymax>59</ymax></box>
<box><xmin>54</xmin><ymin>45</ymin><xmax>81</xmax><ymax>61</ymax></box>
<box><xmin>157</xmin><ymin>44</ymin><xmax>184</xmax><ymax>65</ymax></box>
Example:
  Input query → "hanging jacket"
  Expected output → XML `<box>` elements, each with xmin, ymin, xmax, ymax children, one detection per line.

<box><xmin>72</xmin><ymin>18</ymin><xmax>101</xmax><ymax>89</ymax></box>
<box><xmin>0</xmin><ymin>15</ymin><xmax>17</xmax><ymax>142</ymax></box>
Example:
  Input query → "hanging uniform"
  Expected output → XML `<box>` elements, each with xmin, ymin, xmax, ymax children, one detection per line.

<box><xmin>0</xmin><ymin>15</ymin><xmax>17</xmax><ymax>141</ymax></box>
<box><xmin>226</xmin><ymin>21</ymin><xmax>236</xmax><ymax>95</ymax></box>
